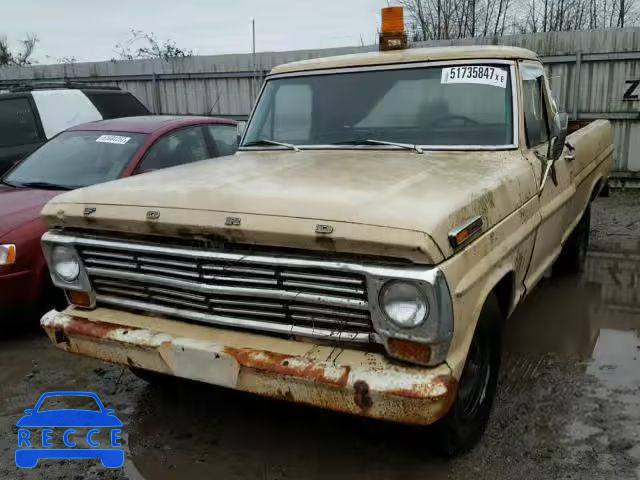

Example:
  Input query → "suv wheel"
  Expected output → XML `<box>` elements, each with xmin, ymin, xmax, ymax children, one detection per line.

<box><xmin>433</xmin><ymin>293</ymin><xmax>502</xmax><ymax>456</ymax></box>
<box><xmin>555</xmin><ymin>204</ymin><xmax>590</xmax><ymax>274</ymax></box>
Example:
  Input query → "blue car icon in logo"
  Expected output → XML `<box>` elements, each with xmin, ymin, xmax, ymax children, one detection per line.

<box><xmin>15</xmin><ymin>391</ymin><xmax>124</xmax><ymax>468</ymax></box>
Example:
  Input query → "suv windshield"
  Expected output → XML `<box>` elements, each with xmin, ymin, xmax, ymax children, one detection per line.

<box><xmin>4</xmin><ymin>130</ymin><xmax>147</xmax><ymax>189</ymax></box>
<box><xmin>243</xmin><ymin>64</ymin><xmax>514</xmax><ymax>149</ymax></box>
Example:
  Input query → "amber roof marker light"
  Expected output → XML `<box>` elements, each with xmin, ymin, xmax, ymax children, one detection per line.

<box><xmin>379</xmin><ymin>6</ymin><xmax>407</xmax><ymax>51</ymax></box>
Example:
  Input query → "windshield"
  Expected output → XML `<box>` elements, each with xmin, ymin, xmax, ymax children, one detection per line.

<box><xmin>4</xmin><ymin>130</ymin><xmax>147</xmax><ymax>189</ymax></box>
<box><xmin>242</xmin><ymin>64</ymin><xmax>514</xmax><ymax>149</ymax></box>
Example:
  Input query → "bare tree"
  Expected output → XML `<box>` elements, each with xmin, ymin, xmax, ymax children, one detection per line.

<box><xmin>0</xmin><ymin>33</ymin><xmax>39</xmax><ymax>66</ymax></box>
<box><xmin>114</xmin><ymin>29</ymin><xmax>193</xmax><ymax>61</ymax></box>
<box><xmin>402</xmin><ymin>0</ymin><xmax>639</xmax><ymax>39</ymax></box>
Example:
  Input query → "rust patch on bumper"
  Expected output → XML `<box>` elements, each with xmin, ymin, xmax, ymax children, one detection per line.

<box><xmin>224</xmin><ymin>346</ymin><xmax>351</xmax><ymax>387</ymax></box>
<box><xmin>386</xmin><ymin>375</ymin><xmax>458</xmax><ymax>400</ymax></box>
<box><xmin>64</xmin><ymin>318</ymin><xmax>138</xmax><ymax>338</ymax></box>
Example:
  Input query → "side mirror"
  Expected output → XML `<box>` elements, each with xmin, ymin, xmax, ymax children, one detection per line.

<box><xmin>23</xmin><ymin>409</ymin><xmax>34</xmax><ymax>414</ymax></box>
<box><xmin>549</xmin><ymin>112</ymin><xmax>568</xmax><ymax>160</ymax></box>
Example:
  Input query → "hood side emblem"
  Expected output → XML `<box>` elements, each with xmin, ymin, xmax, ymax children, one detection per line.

<box><xmin>146</xmin><ymin>210</ymin><xmax>161</xmax><ymax>221</ymax></box>
<box><xmin>83</xmin><ymin>207</ymin><xmax>96</xmax><ymax>217</ymax></box>
<box><xmin>225</xmin><ymin>216</ymin><xmax>241</xmax><ymax>226</ymax></box>
<box><xmin>315</xmin><ymin>224</ymin><xmax>334</xmax><ymax>234</ymax></box>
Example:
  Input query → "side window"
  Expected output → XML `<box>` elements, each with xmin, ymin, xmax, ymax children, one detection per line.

<box><xmin>83</xmin><ymin>91</ymin><xmax>150</xmax><ymax>119</ymax></box>
<box><xmin>0</xmin><ymin>98</ymin><xmax>41</xmax><ymax>147</ymax></box>
<box><xmin>206</xmin><ymin>125</ymin><xmax>238</xmax><ymax>157</ymax></box>
<box><xmin>521</xmin><ymin>66</ymin><xmax>549</xmax><ymax>148</ymax></box>
<box><xmin>136</xmin><ymin>127</ymin><xmax>208</xmax><ymax>172</ymax></box>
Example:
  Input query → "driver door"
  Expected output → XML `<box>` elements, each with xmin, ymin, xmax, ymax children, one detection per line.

<box><xmin>521</xmin><ymin>62</ymin><xmax>574</xmax><ymax>291</ymax></box>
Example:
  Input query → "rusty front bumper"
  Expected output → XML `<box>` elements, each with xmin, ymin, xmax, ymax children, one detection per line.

<box><xmin>41</xmin><ymin>307</ymin><xmax>457</xmax><ymax>425</ymax></box>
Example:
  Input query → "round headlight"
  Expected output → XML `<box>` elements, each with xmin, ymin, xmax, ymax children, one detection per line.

<box><xmin>52</xmin><ymin>246</ymin><xmax>80</xmax><ymax>282</ymax></box>
<box><xmin>379</xmin><ymin>281</ymin><xmax>429</xmax><ymax>328</ymax></box>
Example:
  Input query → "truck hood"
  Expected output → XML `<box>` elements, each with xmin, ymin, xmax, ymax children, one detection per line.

<box><xmin>0</xmin><ymin>186</ymin><xmax>60</xmax><ymax>239</ymax></box>
<box><xmin>43</xmin><ymin>150</ymin><xmax>537</xmax><ymax>263</ymax></box>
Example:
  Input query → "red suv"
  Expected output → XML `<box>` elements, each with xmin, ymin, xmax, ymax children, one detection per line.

<box><xmin>0</xmin><ymin>115</ymin><xmax>238</xmax><ymax>318</ymax></box>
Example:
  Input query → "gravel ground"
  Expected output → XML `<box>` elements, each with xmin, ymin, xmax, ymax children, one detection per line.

<box><xmin>0</xmin><ymin>190</ymin><xmax>639</xmax><ymax>480</ymax></box>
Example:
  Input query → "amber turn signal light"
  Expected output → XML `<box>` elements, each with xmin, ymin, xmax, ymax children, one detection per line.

<box><xmin>379</xmin><ymin>6</ymin><xmax>407</xmax><ymax>51</ymax></box>
<box><xmin>387</xmin><ymin>338</ymin><xmax>431</xmax><ymax>364</ymax></box>
<box><xmin>448</xmin><ymin>217</ymin><xmax>484</xmax><ymax>249</ymax></box>
<box><xmin>66</xmin><ymin>290</ymin><xmax>93</xmax><ymax>308</ymax></box>
<box><xmin>381</xmin><ymin>6</ymin><xmax>405</xmax><ymax>33</ymax></box>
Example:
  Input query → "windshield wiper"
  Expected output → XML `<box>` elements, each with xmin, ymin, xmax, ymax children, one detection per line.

<box><xmin>15</xmin><ymin>181</ymin><xmax>73</xmax><ymax>191</ymax></box>
<box><xmin>243</xmin><ymin>138</ymin><xmax>300</xmax><ymax>151</ymax></box>
<box><xmin>333</xmin><ymin>139</ymin><xmax>423</xmax><ymax>154</ymax></box>
<box><xmin>0</xmin><ymin>178</ymin><xmax>19</xmax><ymax>188</ymax></box>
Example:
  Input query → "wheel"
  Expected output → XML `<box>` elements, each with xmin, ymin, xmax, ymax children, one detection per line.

<box><xmin>433</xmin><ymin>293</ymin><xmax>502</xmax><ymax>456</ymax></box>
<box><xmin>15</xmin><ymin>450</ymin><xmax>38</xmax><ymax>468</ymax></box>
<box><xmin>555</xmin><ymin>204</ymin><xmax>590</xmax><ymax>274</ymax></box>
<box><xmin>100</xmin><ymin>450</ymin><xmax>124</xmax><ymax>468</ymax></box>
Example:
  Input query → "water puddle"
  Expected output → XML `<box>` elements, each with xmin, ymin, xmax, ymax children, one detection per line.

<box><xmin>505</xmin><ymin>243</ymin><xmax>640</xmax><ymax>372</ymax></box>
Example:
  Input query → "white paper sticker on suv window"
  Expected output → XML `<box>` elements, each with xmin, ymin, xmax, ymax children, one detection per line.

<box><xmin>96</xmin><ymin>134</ymin><xmax>131</xmax><ymax>145</ymax></box>
<box><xmin>441</xmin><ymin>66</ymin><xmax>508</xmax><ymax>88</ymax></box>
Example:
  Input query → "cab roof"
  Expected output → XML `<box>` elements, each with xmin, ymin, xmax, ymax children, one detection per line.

<box><xmin>271</xmin><ymin>45</ymin><xmax>538</xmax><ymax>75</ymax></box>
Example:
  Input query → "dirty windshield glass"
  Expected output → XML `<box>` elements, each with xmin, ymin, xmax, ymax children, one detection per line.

<box><xmin>4</xmin><ymin>130</ymin><xmax>146</xmax><ymax>189</ymax></box>
<box><xmin>242</xmin><ymin>64</ymin><xmax>513</xmax><ymax>148</ymax></box>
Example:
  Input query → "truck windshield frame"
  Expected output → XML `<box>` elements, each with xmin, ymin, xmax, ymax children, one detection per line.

<box><xmin>241</xmin><ymin>59</ymin><xmax>519</xmax><ymax>152</ymax></box>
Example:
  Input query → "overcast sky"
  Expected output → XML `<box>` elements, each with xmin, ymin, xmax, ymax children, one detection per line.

<box><xmin>3</xmin><ymin>0</ymin><xmax>384</xmax><ymax>64</ymax></box>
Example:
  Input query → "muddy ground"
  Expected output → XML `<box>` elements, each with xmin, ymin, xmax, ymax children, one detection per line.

<box><xmin>1</xmin><ymin>191</ymin><xmax>639</xmax><ymax>480</ymax></box>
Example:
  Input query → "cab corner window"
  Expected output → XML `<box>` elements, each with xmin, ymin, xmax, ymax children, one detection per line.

<box><xmin>522</xmin><ymin>73</ymin><xmax>549</xmax><ymax>148</ymax></box>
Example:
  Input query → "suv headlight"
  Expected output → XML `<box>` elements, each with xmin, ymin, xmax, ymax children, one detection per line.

<box><xmin>51</xmin><ymin>246</ymin><xmax>80</xmax><ymax>282</ymax></box>
<box><xmin>379</xmin><ymin>281</ymin><xmax>429</xmax><ymax>328</ymax></box>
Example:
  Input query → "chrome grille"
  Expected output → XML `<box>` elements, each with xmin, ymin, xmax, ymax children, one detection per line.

<box><xmin>76</xmin><ymin>237</ymin><xmax>376</xmax><ymax>343</ymax></box>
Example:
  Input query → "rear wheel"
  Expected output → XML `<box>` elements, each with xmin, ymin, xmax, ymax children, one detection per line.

<box><xmin>555</xmin><ymin>204</ymin><xmax>590</xmax><ymax>274</ymax></box>
<box><xmin>433</xmin><ymin>293</ymin><xmax>502</xmax><ymax>456</ymax></box>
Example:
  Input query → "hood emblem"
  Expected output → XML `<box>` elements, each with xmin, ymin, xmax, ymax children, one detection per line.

<box><xmin>83</xmin><ymin>207</ymin><xmax>96</xmax><ymax>217</ymax></box>
<box><xmin>315</xmin><ymin>224</ymin><xmax>334</xmax><ymax>234</ymax></box>
<box><xmin>225</xmin><ymin>216</ymin><xmax>241</xmax><ymax>226</ymax></box>
<box><xmin>146</xmin><ymin>210</ymin><xmax>161</xmax><ymax>221</ymax></box>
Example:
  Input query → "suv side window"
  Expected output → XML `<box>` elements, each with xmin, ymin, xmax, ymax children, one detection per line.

<box><xmin>0</xmin><ymin>97</ymin><xmax>41</xmax><ymax>147</ymax></box>
<box><xmin>83</xmin><ymin>91</ymin><xmax>150</xmax><ymax>119</ymax></box>
<box><xmin>521</xmin><ymin>65</ymin><xmax>549</xmax><ymax>147</ymax></box>
<box><xmin>206</xmin><ymin>124</ymin><xmax>238</xmax><ymax>156</ymax></box>
<box><xmin>136</xmin><ymin>126</ymin><xmax>209</xmax><ymax>173</ymax></box>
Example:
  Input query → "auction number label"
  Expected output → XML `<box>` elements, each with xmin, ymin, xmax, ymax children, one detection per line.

<box><xmin>441</xmin><ymin>66</ymin><xmax>508</xmax><ymax>88</ymax></box>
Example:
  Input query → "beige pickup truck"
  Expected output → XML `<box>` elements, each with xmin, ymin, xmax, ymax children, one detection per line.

<box><xmin>39</xmin><ymin>45</ymin><xmax>613</xmax><ymax>454</ymax></box>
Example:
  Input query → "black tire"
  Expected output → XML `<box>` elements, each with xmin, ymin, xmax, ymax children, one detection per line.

<box><xmin>433</xmin><ymin>293</ymin><xmax>502</xmax><ymax>456</ymax></box>
<box><xmin>555</xmin><ymin>204</ymin><xmax>590</xmax><ymax>275</ymax></box>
